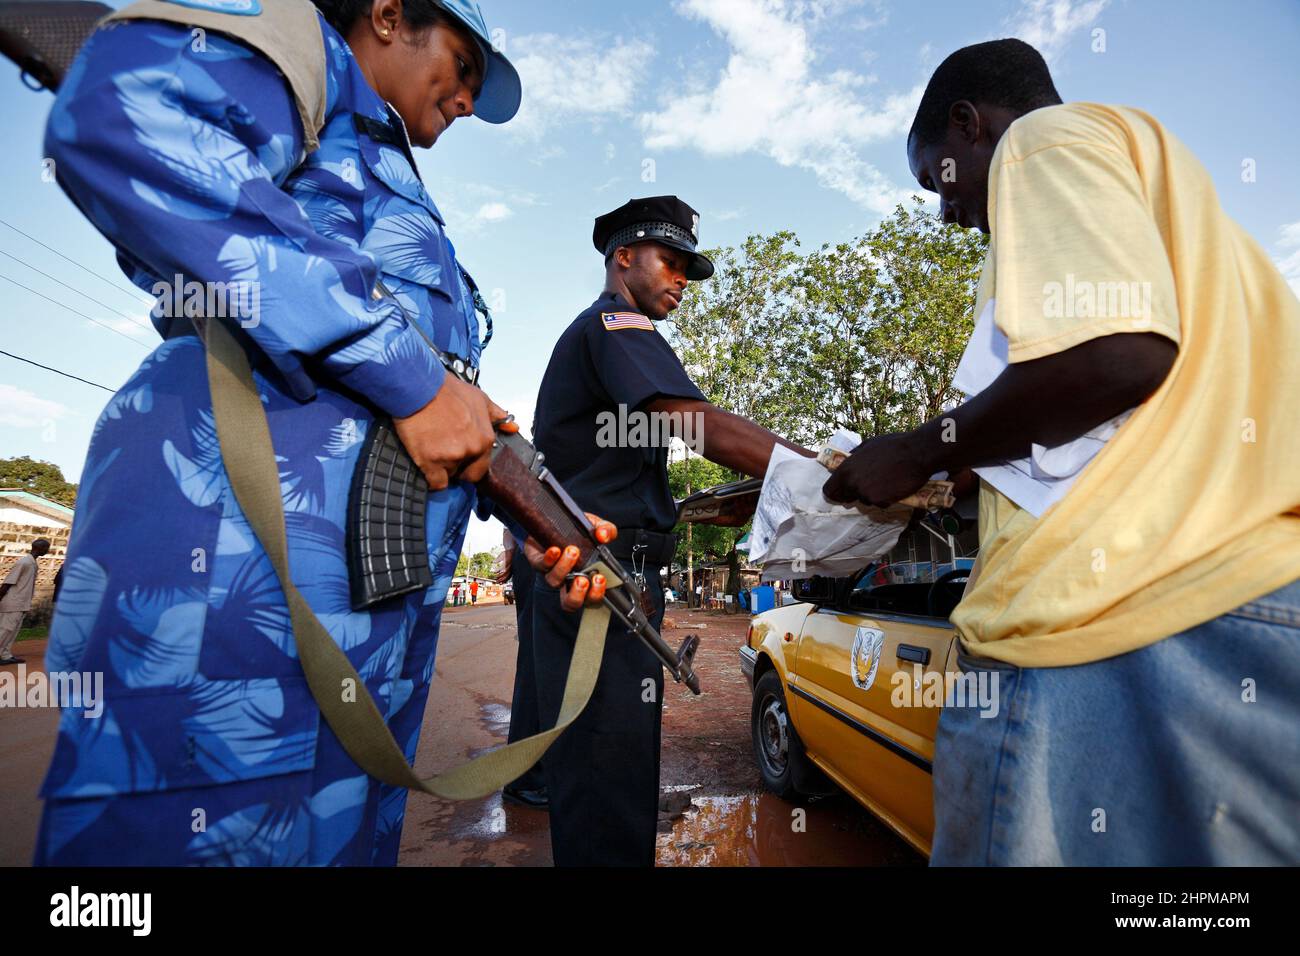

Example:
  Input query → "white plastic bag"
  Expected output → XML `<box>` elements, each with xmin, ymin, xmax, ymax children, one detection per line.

<box><xmin>750</xmin><ymin>433</ymin><xmax>910</xmax><ymax>582</ymax></box>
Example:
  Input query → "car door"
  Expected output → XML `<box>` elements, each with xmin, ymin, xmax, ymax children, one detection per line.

<box><xmin>790</xmin><ymin>569</ymin><xmax>957</xmax><ymax>849</ymax></box>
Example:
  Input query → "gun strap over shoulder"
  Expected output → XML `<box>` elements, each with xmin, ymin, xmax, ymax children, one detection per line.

<box><xmin>204</xmin><ymin>318</ymin><xmax>608</xmax><ymax>799</ymax></box>
<box><xmin>102</xmin><ymin>0</ymin><xmax>328</xmax><ymax>152</ymax></box>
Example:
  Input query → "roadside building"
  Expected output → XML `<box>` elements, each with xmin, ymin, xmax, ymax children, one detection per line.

<box><xmin>0</xmin><ymin>489</ymin><xmax>74</xmax><ymax>621</ymax></box>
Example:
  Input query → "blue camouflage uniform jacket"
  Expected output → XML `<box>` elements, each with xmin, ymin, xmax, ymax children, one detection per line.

<box><xmin>35</xmin><ymin>12</ymin><xmax>485</xmax><ymax>865</ymax></box>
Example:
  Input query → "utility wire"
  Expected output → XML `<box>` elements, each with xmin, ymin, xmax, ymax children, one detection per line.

<box><xmin>0</xmin><ymin>272</ymin><xmax>153</xmax><ymax>350</ymax></box>
<box><xmin>0</xmin><ymin>248</ymin><xmax>155</xmax><ymax>332</ymax></box>
<box><xmin>0</xmin><ymin>348</ymin><xmax>115</xmax><ymax>392</ymax></box>
<box><xmin>0</xmin><ymin>215</ymin><xmax>153</xmax><ymax>306</ymax></box>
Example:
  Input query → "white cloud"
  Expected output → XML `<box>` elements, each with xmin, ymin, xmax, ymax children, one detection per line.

<box><xmin>473</xmin><ymin>202</ymin><xmax>514</xmax><ymax>225</ymax></box>
<box><xmin>1007</xmin><ymin>0</ymin><xmax>1109</xmax><ymax>65</ymax></box>
<box><xmin>1276</xmin><ymin>221</ymin><xmax>1300</xmax><ymax>298</ymax></box>
<box><xmin>98</xmin><ymin>313</ymin><xmax>155</xmax><ymax>339</ymax></box>
<box><xmin>428</xmin><ymin>179</ymin><xmax>540</xmax><ymax>234</ymax></box>
<box><xmin>638</xmin><ymin>0</ymin><xmax>918</xmax><ymax>214</ymax></box>
<box><xmin>510</xmin><ymin>34</ymin><xmax>655</xmax><ymax>138</ymax></box>
<box><xmin>849</xmin><ymin>0</ymin><xmax>889</xmax><ymax>31</ymax></box>
<box><xmin>0</xmin><ymin>384</ymin><xmax>71</xmax><ymax>429</ymax></box>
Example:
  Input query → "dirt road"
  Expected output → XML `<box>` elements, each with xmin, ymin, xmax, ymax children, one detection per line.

<box><xmin>398</xmin><ymin>603</ymin><xmax>922</xmax><ymax>867</ymax></box>
<box><xmin>1</xmin><ymin>606</ymin><xmax>922</xmax><ymax>867</ymax></box>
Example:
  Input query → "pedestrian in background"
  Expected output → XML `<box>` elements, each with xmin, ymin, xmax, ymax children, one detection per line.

<box><xmin>0</xmin><ymin>538</ymin><xmax>50</xmax><ymax>666</ymax></box>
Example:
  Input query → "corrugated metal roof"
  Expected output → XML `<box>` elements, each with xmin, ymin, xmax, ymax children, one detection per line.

<box><xmin>0</xmin><ymin>489</ymin><xmax>76</xmax><ymax>517</ymax></box>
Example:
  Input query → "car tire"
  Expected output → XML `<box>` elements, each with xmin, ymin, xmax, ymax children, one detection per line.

<box><xmin>752</xmin><ymin>670</ymin><xmax>820</xmax><ymax>800</ymax></box>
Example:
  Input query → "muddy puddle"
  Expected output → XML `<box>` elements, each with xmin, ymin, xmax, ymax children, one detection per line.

<box><xmin>656</xmin><ymin>791</ymin><xmax>925</xmax><ymax>867</ymax></box>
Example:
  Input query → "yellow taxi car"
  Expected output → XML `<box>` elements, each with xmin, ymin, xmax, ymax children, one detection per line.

<box><xmin>740</xmin><ymin>562</ymin><xmax>972</xmax><ymax>857</ymax></box>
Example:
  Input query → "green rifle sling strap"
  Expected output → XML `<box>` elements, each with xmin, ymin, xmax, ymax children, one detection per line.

<box><xmin>204</xmin><ymin>318</ymin><xmax>609</xmax><ymax>800</ymax></box>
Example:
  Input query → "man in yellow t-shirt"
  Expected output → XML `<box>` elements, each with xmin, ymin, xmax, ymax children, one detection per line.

<box><xmin>826</xmin><ymin>38</ymin><xmax>1299</xmax><ymax>865</ymax></box>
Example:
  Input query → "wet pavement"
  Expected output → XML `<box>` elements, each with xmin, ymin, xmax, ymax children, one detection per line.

<box><xmin>0</xmin><ymin>639</ymin><xmax>59</xmax><ymax>867</ymax></box>
<box><xmin>399</xmin><ymin>604</ymin><xmax>923</xmax><ymax>867</ymax></box>
<box><xmin>0</xmin><ymin>606</ymin><xmax>923</xmax><ymax>866</ymax></box>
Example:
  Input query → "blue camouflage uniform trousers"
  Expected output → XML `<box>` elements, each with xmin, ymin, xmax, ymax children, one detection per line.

<box><xmin>34</xmin><ymin>14</ymin><xmax>486</xmax><ymax>866</ymax></box>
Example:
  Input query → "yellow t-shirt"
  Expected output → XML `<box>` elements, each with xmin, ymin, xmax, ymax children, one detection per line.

<box><xmin>951</xmin><ymin>102</ymin><xmax>1300</xmax><ymax>668</ymax></box>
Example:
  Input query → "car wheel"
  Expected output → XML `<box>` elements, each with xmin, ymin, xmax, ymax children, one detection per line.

<box><xmin>752</xmin><ymin>670</ymin><xmax>814</xmax><ymax>800</ymax></box>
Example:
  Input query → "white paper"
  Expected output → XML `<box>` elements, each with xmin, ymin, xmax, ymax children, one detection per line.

<box><xmin>952</xmin><ymin>299</ymin><xmax>1133</xmax><ymax>518</ymax></box>
<box><xmin>750</xmin><ymin>435</ymin><xmax>910</xmax><ymax>582</ymax></box>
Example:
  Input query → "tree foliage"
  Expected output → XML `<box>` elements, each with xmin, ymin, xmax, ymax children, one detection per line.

<box><xmin>455</xmin><ymin>551</ymin><xmax>498</xmax><ymax>579</ymax></box>
<box><xmin>0</xmin><ymin>456</ymin><xmax>78</xmax><ymax>508</ymax></box>
<box><xmin>667</xmin><ymin>455</ymin><xmax>744</xmax><ymax>567</ymax></box>
<box><xmin>468</xmin><ymin>550</ymin><xmax>498</xmax><ymax>579</ymax></box>
<box><xmin>666</xmin><ymin>232</ymin><xmax>810</xmax><ymax>443</ymax></box>
<box><xmin>667</xmin><ymin>199</ymin><xmax>987</xmax><ymax>444</ymax></box>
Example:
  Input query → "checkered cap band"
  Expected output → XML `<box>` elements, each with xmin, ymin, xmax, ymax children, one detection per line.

<box><xmin>603</xmin><ymin>222</ymin><xmax>696</xmax><ymax>258</ymax></box>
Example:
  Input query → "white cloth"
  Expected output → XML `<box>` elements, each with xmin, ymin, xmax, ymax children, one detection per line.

<box><xmin>952</xmin><ymin>299</ymin><xmax>1133</xmax><ymax>518</ymax></box>
<box><xmin>0</xmin><ymin>610</ymin><xmax>24</xmax><ymax>661</ymax></box>
<box><xmin>0</xmin><ymin>555</ymin><xmax>38</xmax><ymax>612</ymax></box>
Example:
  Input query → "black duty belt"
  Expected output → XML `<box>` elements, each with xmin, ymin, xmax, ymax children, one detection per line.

<box><xmin>607</xmin><ymin>528</ymin><xmax>677</xmax><ymax>566</ymax></box>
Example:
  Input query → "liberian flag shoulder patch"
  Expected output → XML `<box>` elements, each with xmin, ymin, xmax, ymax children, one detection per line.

<box><xmin>601</xmin><ymin>311</ymin><xmax>654</xmax><ymax>332</ymax></box>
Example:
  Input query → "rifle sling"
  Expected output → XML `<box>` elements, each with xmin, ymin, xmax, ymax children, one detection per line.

<box><xmin>205</xmin><ymin>318</ymin><xmax>605</xmax><ymax>800</ymax></box>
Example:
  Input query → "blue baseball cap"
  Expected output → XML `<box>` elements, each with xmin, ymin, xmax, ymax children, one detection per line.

<box><xmin>436</xmin><ymin>0</ymin><xmax>521</xmax><ymax>124</ymax></box>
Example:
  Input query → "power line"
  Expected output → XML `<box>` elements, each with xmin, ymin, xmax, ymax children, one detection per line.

<box><xmin>0</xmin><ymin>348</ymin><xmax>114</xmax><ymax>392</ymax></box>
<box><xmin>0</xmin><ymin>272</ymin><xmax>153</xmax><ymax>349</ymax></box>
<box><xmin>0</xmin><ymin>216</ymin><xmax>153</xmax><ymax>306</ymax></box>
<box><xmin>0</xmin><ymin>248</ymin><xmax>155</xmax><ymax>332</ymax></box>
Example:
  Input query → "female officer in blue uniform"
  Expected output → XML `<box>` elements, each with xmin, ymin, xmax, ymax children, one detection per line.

<box><xmin>34</xmin><ymin>0</ymin><xmax>600</xmax><ymax>866</ymax></box>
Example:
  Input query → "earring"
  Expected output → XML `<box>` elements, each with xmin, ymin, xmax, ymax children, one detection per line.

<box><xmin>381</xmin><ymin>29</ymin><xmax>390</xmax><ymax>36</ymax></box>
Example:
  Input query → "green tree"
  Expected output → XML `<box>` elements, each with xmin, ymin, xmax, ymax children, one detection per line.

<box><xmin>666</xmin><ymin>200</ymin><xmax>987</xmax><ymax>446</ymax></box>
<box><xmin>0</xmin><ymin>456</ymin><xmax>78</xmax><ymax>508</ymax></box>
<box><xmin>455</xmin><ymin>553</ymin><xmax>469</xmax><ymax>577</ymax></box>
<box><xmin>666</xmin><ymin>232</ymin><xmax>816</xmax><ymax>443</ymax></box>
<box><xmin>468</xmin><ymin>550</ymin><xmax>498</xmax><ymax>579</ymax></box>
<box><xmin>667</xmin><ymin>454</ymin><xmax>746</xmax><ymax>603</ymax></box>
<box><xmin>790</xmin><ymin>198</ymin><xmax>987</xmax><ymax>437</ymax></box>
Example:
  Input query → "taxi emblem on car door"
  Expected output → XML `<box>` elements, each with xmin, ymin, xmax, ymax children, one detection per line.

<box><xmin>851</xmin><ymin>626</ymin><xmax>885</xmax><ymax>691</ymax></box>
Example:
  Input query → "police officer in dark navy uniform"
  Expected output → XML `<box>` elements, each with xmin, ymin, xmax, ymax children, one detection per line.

<box><xmin>530</xmin><ymin>196</ymin><xmax>813</xmax><ymax>866</ymax></box>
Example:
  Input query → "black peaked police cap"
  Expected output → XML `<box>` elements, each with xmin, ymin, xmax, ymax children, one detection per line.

<box><xmin>593</xmin><ymin>196</ymin><xmax>716</xmax><ymax>281</ymax></box>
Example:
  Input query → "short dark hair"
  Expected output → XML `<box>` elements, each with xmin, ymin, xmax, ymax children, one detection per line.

<box><xmin>311</xmin><ymin>1</ymin><xmax>446</xmax><ymax>36</ymax></box>
<box><xmin>32</xmin><ymin>538</ymin><xmax>51</xmax><ymax>554</ymax></box>
<box><xmin>908</xmin><ymin>38</ymin><xmax>1062</xmax><ymax>147</ymax></box>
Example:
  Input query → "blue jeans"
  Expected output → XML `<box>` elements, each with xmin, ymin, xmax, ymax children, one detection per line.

<box><xmin>931</xmin><ymin>579</ymin><xmax>1300</xmax><ymax>865</ymax></box>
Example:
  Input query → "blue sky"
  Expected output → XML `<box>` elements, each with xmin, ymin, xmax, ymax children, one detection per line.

<box><xmin>2</xmin><ymin>0</ymin><xmax>1298</xmax><ymax>556</ymax></box>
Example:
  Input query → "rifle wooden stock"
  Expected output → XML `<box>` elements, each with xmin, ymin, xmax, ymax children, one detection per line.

<box><xmin>478</xmin><ymin>429</ymin><xmax>599</xmax><ymax>566</ymax></box>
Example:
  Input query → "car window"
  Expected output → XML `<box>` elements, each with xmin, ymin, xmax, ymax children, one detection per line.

<box><xmin>845</xmin><ymin>561</ymin><xmax>975</xmax><ymax>619</ymax></box>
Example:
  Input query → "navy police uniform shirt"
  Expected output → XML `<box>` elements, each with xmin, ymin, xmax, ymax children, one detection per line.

<box><xmin>533</xmin><ymin>292</ymin><xmax>706</xmax><ymax>533</ymax></box>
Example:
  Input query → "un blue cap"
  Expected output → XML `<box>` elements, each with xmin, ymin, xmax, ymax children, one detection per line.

<box><xmin>436</xmin><ymin>0</ymin><xmax>521</xmax><ymax>124</ymax></box>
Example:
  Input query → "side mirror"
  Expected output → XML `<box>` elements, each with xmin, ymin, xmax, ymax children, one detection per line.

<box><xmin>792</xmin><ymin>576</ymin><xmax>837</xmax><ymax>606</ymax></box>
